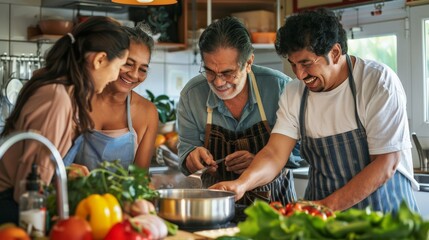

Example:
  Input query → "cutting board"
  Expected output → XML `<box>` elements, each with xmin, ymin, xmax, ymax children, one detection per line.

<box><xmin>165</xmin><ymin>230</ymin><xmax>206</xmax><ymax>240</ymax></box>
<box><xmin>166</xmin><ymin>227</ymin><xmax>240</xmax><ymax>240</ymax></box>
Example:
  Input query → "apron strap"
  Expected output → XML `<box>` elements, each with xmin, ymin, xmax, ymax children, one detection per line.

<box><xmin>204</xmin><ymin>107</ymin><xmax>213</xmax><ymax>148</ymax></box>
<box><xmin>250</xmin><ymin>71</ymin><xmax>271</xmax><ymax>132</ymax></box>
<box><xmin>250</xmin><ymin>71</ymin><xmax>267</xmax><ymax>122</ymax></box>
<box><xmin>126</xmin><ymin>94</ymin><xmax>133</xmax><ymax>131</ymax></box>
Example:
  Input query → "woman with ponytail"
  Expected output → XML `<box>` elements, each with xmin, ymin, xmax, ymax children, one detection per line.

<box><xmin>0</xmin><ymin>16</ymin><xmax>129</xmax><ymax>224</ymax></box>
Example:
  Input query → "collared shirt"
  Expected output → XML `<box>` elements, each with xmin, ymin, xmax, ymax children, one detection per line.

<box><xmin>177</xmin><ymin>64</ymin><xmax>293</xmax><ymax>175</ymax></box>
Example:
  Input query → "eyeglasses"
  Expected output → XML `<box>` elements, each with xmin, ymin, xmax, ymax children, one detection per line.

<box><xmin>199</xmin><ymin>64</ymin><xmax>241</xmax><ymax>82</ymax></box>
<box><xmin>123</xmin><ymin>62</ymin><xmax>149</xmax><ymax>79</ymax></box>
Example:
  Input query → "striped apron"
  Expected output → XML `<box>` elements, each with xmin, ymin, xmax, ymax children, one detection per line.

<box><xmin>299</xmin><ymin>55</ymin><xmax>418</xmax><ymax>213</ymax></box>
<box><xmin>203</xmin><ymin>71</ymin><xmax>296</xmax><ymax>205</ymax></box>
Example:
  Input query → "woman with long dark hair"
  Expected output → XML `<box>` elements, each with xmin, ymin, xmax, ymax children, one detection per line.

<box><xmin>0</xmin><ymin>16</ymin><xmax>130</xmax><ymax>224</ymax></box>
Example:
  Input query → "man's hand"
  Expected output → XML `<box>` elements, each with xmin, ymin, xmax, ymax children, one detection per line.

<box><xmin>224</xmin><ymin>150</ymin><xmax>254</xmax><ymax>174</ymax></box>
<box><xmin>185</xmin><ymin>146</ymin><xmax>217</xmax><ymax>174</ymax></box>
<box><xmin>209</xmin><ymin>180</ymin><xmax>247</xmax><ymax>201</ymax></box>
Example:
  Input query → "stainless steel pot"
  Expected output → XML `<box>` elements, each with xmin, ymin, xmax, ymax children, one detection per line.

<box><xmin>155</xmin><ymin>189</ymin><xmax>235</xmax><ymax>227</ymax></box>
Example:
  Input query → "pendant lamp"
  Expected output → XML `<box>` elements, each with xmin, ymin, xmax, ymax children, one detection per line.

<box><xmin>112</xmin><ymin>0</ymin><xmax>177</xmax><ymax>5</ymax></box>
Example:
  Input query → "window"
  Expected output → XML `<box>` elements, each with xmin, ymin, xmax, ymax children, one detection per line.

<box><xmin>411</xmin><ymin>5</ymin><xmax>429</xmax><ymax>136</ymax></box>
<box><xmin>345</xmin><ymin>19</ymin><xmax>411</xmax><ymax>125</ymax></box>
<box><xmin>425</xmin><ymin>20</ymin><xmax>429</xmax><ymax>122</ymax></box>
<box><xmin>348</xmin><ymin>35</ymin><xmax>398</xmax><ymax>73</ymax></box>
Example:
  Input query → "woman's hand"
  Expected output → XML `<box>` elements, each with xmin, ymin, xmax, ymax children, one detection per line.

<box><xmin>67</xmin><ymin>163</ymin><xmax>90</xmax><ymax>179</ymax></box>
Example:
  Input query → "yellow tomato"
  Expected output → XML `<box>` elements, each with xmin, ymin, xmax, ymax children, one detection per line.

<box><xmin>154</xmin><ymin>134</ymin><xmax>166</xmax><ymax>147</ymax></box>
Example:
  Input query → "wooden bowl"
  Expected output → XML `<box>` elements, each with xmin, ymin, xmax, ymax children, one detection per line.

<box><xmin>38</xmin><ymin>19</ymin><xmax>73</xmax><ymax>35</ymax></box>
<box><xmin>251</xmin><ymin>32</ymin><xmax>276</xmax><ymax>44</ymax></box>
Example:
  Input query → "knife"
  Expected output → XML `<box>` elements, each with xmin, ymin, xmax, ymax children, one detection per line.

<box><xmin>198</xmin><ymin>158</ymin><xmax>225</xmax><ymax>173</ymax></box>
<box><xmin>214</xmin><ymin>157</ymin><xmax>225</xmax><ymax>165</ymax></box>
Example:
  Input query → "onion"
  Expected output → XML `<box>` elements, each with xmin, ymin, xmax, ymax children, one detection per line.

<box><xmin>132</xmin><ymin>214</ymin><xmax>168</xmax><ymax>239</ymax></box>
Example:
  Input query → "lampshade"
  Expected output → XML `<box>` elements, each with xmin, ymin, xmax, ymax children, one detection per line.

<box><xmin>112</xmin><ymin>0</ymin><xmax>177</xmax><ymax>5</ymax></box>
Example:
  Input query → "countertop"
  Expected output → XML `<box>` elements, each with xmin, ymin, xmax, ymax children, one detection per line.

<box><xmin>292</xmin><ymin>167</ymin><xmax>309</xmax><ymax>179</ymax></box>
<box><xmin>166</xmin><ymin>228</ymin><xmax>239</xmax><ymax>240</ymax></box>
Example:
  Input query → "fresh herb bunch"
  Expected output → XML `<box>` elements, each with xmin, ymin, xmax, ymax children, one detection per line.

<box><xmin>47</xmin><ymin>160</ymin><xmax>159</xmax><ymax>217</ymax></box>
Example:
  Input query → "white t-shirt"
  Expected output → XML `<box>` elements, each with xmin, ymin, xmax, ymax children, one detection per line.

<box><xmin>273</xmin><ymin>56</ymin><xmax>418</xmax><ymax>190</ymax></box>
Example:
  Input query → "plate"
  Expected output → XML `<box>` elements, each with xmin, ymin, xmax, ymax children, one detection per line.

<box><xmin>5</xmin><ymin>78</ymin><xmax>23</xmax><ymax>105</ymax></box>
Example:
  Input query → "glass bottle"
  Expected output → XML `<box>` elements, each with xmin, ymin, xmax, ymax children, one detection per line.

<box><xmin>19</xmin><ymin>163</ymin><xmax>46</xmax><ymax>238</ymax></box>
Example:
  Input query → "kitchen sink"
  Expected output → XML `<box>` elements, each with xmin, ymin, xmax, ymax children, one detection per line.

<box><xmin>414</xmin><ymin>173</ymin><xmax>429</xmax><ymax>192</ymax></box>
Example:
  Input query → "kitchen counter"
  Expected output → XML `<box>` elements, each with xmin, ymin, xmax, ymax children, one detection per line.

<box><xmin>166</xmin><ymin>227</ymin><xmax>239</xmax><ymax>240</ymax></box>
<box><xmin>292</xmin><ymin>167</ymin><xmax>309</xmax><ymax>179</ymax></box>
<box><xmin>149</xmin><ymin>146</ymin><xmax>202</xmax><ymax>189</ymax></box>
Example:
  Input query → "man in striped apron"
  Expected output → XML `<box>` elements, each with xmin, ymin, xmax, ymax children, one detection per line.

<box><xmin>177</xmin><ymin>17</ymin><xmax>301</xmax><ymax>205</ymax></box>
<box><xmin>211</xmin><ymin>9</ymin><xmax>419</xmax><ymax>213</ymax></box>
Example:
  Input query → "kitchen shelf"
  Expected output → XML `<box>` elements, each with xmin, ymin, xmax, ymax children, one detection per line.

<box><xmin>28</xmin><ymin>34</ymin><xmax>62</xmax><ymax>42</ymax></box>
<box><xmin>253</xmin><ymin>43</ymin><xmax>275</xmax><ymax>49</ymax></box>
<box><xmin>27</xmin><ymin>35</ymin><xmax>187</xmax><ymax>51</ymax></box>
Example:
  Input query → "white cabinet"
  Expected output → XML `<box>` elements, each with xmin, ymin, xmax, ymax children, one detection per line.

<box><xmin>294</xmin><ymin>177</ymin><xmax>308</xmax><ymax>200</ymax></box>
<box><xmin>292</xmin><ymin>167</ymin><xmax>309</xmax><ymax>200</ymax></box>
<box><xmin>414</xmin><ymin>190</ymin><xmax>429</xmax><ymax>220</ymax></box>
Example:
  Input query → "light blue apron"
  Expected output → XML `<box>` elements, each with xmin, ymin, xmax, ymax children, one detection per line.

<box><xmin>63</xmin><ymin>95</ymin><xmax>136</xmax><ymax>170</ymax></box>
<box><xmin>299</xmin><ymin>55</ymin><xmax>418</xmax><ymax>213</ymax></box>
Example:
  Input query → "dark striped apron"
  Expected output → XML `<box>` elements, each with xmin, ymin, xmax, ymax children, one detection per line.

<box><xmin>203</xmin><ymin>71</ymin><xmax>296</xmax><ymax>206</ymax></box>
<box><xmin>299</xmin><ymin>55</ymin><xmax>418</xmax><ymax>213</ymax></box>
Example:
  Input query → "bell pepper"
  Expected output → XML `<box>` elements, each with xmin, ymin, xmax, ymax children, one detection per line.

<box><xmin>104</xmin><ymin>219</ymin><xmax>151</xmax><ymax>240</ymax></box>
<box><xmin>75</xmin><ymin>193</ymin><xmax>123</xmax><ymax>240</ymax></box>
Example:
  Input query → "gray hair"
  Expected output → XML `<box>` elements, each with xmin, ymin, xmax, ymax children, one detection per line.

<box><xmin>198</xmin><ymin>17</ymin><xmax>254</xmax><ymax>68</ymax></box>
<box><xmin>122</xmin><ymin>22</ymin><xmax>155</xmax><ymax>61</ymax></box>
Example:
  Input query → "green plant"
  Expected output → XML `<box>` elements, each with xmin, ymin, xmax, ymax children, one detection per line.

<box><xmin>145</xmin><ymin>90</ymin><xmax>176</xmax><ymax>124</ymax></box>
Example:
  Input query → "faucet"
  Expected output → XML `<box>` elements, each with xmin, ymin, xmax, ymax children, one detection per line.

<box><xmin>412</xmin><ymin>132</ymin><xmax>429</xmax><ymax>172</ymax></box>
<box><xmin>0</xmin><ymin>131</ymin><xmax>69</xmax><ymax>219</ymax></box>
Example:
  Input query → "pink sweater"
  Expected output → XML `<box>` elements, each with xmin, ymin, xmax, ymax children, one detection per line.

<box><xmin>0</xmin><ymin>84</ymin><xmax>76</xmax><ymax>201</ymax></box>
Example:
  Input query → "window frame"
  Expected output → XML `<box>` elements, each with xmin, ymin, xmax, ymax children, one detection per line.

<box><xmin>410</xmin><ymin>5</ymin><xmax>429</xmax><ymax>137</ymax></box>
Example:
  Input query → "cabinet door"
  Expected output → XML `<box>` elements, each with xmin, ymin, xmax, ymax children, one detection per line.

<box><xmin>188</xmin><ymin>0</ymin><xmax>278</xmax><ymax>30</ymax></box>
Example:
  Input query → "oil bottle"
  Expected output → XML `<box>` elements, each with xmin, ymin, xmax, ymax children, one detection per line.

<box><xmin>19</xmin><ymin>163</ymin><xmax>46</xmax><ymax>237</ymax></box>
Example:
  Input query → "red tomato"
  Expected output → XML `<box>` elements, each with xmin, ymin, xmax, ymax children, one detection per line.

<box><xmin>49</xmin><ymin>216</ymin><xmax>93</xmax><ymax>240</ymax></box>
<box><xmin>269</xmin><ymin>201</ymin><xmax>284</xmax><ymax>210</ymax></box>
<box><xmin>269</xmin><ymin>201</ymin><xmax>287</xmax><ymax>215</ymax></box>
<box><xmin>104</xmin><ymin>219</ymin><xmax>151</xmax><ymax>240</ymax></box>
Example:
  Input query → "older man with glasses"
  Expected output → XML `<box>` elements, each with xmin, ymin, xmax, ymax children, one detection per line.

<box><xmin>176</xmin><ymin>17</ymin><xmax>302</xmax><ymax>206</ymax></box>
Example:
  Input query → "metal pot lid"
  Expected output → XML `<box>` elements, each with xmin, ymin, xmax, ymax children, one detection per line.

<box><xmin>5</xmin><ymin>78</ymin><xmax>23</xmax><ymax>105</ymax></box>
